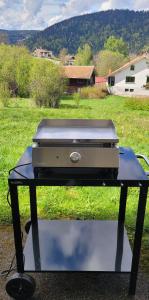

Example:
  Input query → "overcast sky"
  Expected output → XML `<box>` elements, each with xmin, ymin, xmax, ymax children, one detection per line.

<box><xmin>0</xmin><ymin>0</ymin><xmax>149</xmax><ymax>30</ymax></box>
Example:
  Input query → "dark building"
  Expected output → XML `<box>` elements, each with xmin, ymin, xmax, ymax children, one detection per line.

<box><xmin>64</xmin><ymin>66</ymin><xmax>95</xmax><ymax>93</ymax></box>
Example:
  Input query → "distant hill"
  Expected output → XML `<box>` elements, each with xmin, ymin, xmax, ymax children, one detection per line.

<box><xmin>25</xmin><ymin>9</ymin><xmax>149</xmax><ymax>55</ymax></box>
<box><xmin>0</xmin><ymin>29</ymin><xmax>39</xmax><ymax>45</ymax></box>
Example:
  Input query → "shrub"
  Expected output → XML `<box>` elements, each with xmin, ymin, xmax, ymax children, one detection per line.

<box><xmin>0</xmin><ymin>45</ymin><xmax>32</xmax><ymax>98</ymax></box>
<box><xmin>144</xmin><ymin>83</ymin><xmax>149</xmax><ymax>89</ymax></box>
<box><xmin>125</xmin><ymin>98</ymin><xmax>149</xmax><ymax>111</ymax></box>
<box><xmin>80</xmin><ymin>85</ymin><xmax>108</xmax><ymax>99</ymax></box>
<box><xmin>0</xmin><ymin>81</ymin><xmax>10</xmax><ymax>107</ymax></box>
<box><xmin>16</xmin><ymin>49</ymin><xmax>32</xmax><ymax>97</ymax></box>
<box><xmin>30</xmin><ymin>59</ymin><xmax>66</xmax><ymax>108</ymax></box>
<box><xmin>73</xmin><ymin>92</ymin><xmax>80</xmax><ymax>107</ymax></box>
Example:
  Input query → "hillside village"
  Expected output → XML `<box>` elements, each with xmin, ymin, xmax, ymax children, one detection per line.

<box><xmin>0</xmin><ymin>11</ymin><xmax>149</xmax><ymax>105</ymax></box>
<box><xmin>33</xmin><ymin>47</ymin><xmax>149</xmax><ymax>97</ymax></box>
<box><xmin>0</xmin><ymin>9</ymin><xmax>149</xmax><ymax>101</ymax></box>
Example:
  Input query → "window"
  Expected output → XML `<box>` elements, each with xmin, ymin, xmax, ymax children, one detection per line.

<box><xmin>130</xmin><ymin>65</ymin><xmax>135</xmax><ymax>71</ymax></box>
<box><xmin>108</xmin><ymin>76</ymin><xmax>115</xmax><ymax>86</ymax></box>
<box><xmin>125</xmin><ymin>89</ymin><xmax>129</xmax><ymax>92</ymax></box>
<box><xmin>130</xmin><ymin>89</ymin><xmax>134</xmax><ymax>92</ymax></box>
<box><xmin>146</xmin><ymin>76</ymin><xmax>149</xmax><ymax>83</ymax></box>
<box><xmin>126</xmin><ymin>76</ymin><xmax>135</xmax><ymax>83</ymax></box>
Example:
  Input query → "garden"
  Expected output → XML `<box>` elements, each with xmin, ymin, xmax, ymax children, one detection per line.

<box><xmin>0</xmin><ymin>96</ymin><xmax>148</xmax><ymax>246</ymax></box>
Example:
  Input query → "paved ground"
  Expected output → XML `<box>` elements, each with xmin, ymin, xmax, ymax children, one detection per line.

<box><xmin>0</xmin><ymin>226</ymin><xmax>149</xmax><ymax>300</ymax></box>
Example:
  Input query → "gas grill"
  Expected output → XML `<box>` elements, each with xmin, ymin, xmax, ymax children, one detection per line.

<box><xmin>32</xmin><ymin>119</ymin><xmax>119</xmax><ymax>177</ymax></box>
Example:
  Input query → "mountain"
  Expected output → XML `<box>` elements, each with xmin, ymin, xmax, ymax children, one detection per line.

<box><xmin>0</xmin><ymin>29</ymin><xmax>39</xmax><ymax>44</ymax></box>
<box><xmin>25</xmin><ymin>9</ymin><xmax>149</xmax><ymax>55</ymax></box>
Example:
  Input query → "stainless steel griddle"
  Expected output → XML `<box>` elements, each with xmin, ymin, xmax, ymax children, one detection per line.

<box><xmin>32</xmin><ymin>119</ymin><xmax>119</xmax><ymax>176</ymax></box>
<box><xmin>33</xmin><ymin>119</ymin><xmax>118</xmax><ymax>144</ymax></box>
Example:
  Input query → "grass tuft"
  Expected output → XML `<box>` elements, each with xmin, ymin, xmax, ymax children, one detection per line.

<box><xmin>125</xmin><ymin>98</ymin><xmax>149</xmax><ymax>111</ymax></box>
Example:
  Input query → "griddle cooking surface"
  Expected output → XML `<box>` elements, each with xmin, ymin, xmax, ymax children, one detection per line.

<box><xmin>33</xmin><ymin>126</ymin><xmax>118</xmax><ymax>142</ymax></box>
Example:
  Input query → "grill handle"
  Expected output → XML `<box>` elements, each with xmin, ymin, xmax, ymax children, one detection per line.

<box><xmin>136</xmin><ymin>154</ymin><xmax>149</xmax><ymax>176</ymax></box>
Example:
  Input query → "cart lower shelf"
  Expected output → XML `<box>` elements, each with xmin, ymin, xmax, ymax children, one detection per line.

<box><xmin>24</xmin><ymin>220</ymin><xmax>132</xmax><ymax>273</ymax></box>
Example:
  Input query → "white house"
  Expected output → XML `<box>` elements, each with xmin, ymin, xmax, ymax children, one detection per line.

<box><xmin>108</xmin><ymin>55</ymin><xmax>149</xmax><ymax>96</ymax></box>
<box><xmin>33</xmin><ymin>48</ymin><xmax>53</xmax><ymax>59</ymax></box>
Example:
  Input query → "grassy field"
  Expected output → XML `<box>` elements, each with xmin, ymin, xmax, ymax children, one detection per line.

<box><xmin>0</xmin><ymin>95</ymin><xmax>149</xmax><ymax>235</ymax></box>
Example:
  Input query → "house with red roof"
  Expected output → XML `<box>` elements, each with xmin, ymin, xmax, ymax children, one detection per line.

<box><xmin>95</xmin><ymin>76</ymin><xmax>107</xmax><ymax>85</ymax></box>
<box><xmin>64</xmin><ymin>65</ymin><xmax>95</xmax><ymax>93</ymax></box>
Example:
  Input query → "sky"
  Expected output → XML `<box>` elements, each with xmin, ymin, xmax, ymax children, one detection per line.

<box><xmin>0</xmin><ymin>0</ymin><xmax>149</xmax><ymax>30</ymax></box>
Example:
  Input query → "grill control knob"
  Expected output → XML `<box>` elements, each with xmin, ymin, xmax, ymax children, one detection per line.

<box><xmin>70</xmin><ymin>152</ymin><xmax>81</xmax><ymax>163</ymax></box>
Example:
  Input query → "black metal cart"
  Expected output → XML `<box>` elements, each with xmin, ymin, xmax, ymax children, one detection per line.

<box><xmin>6</xmin><ymin>146</ymin><xmax>149</xmax><ymax>299</ymax></box>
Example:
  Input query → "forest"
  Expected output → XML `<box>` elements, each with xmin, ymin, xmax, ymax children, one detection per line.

<box><xmin>25</xmin><ymin>10</ymin><xmax>149</xmax><ymax>55</ymax></box>
<box><xmin>0</xmin><ymin>29</ymin><xmax>38</xmax><ymax>44</ymax></box>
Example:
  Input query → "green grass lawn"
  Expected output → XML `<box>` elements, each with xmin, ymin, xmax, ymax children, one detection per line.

<box><xmin>0</xmin><ymin>95</ymin><xmax>149</xmax><ymax>234</ymax></box>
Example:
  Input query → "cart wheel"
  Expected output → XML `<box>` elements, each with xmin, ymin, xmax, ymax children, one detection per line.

<box><xmin>6</xmin><ymin>273</ymin><xmax>36</xmax><ymax>300</ymax></box>
<box><xmin>25</xmin><ymin>219</ymin><xmax>31</xmax><ymax>234</ymax></box>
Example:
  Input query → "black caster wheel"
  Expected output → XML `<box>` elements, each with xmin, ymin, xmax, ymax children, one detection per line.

<box><xmin>25</xmin><ymin>219</ymin><xmax>31</xmax><ymax>234</ymax></box>
<box><xmin>6</xmin><ymin>273</ymin><xmax>36</xmax><ymax>300</ymax></box>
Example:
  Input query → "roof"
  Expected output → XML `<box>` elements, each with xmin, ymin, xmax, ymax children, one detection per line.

<box><xmin>108</xmin><ymin>55</ymin><xmax>147</xmax><ymax>77</ymax></box>
<box><xmin>64</xmin><ymin>66</ymin><xmax>95</xmax><ymax>79</ymax></box>
<box><xmin>34</xmin><ymin>48</ymin><xmax>52</xmax><ymax>54</ymax></box>
<box><xmin>95</xmin><ymin>76</ymin><xmax>106</xmax><ymax>84</ymax></box>
<box><xmin>65</xmin><ymin>55</ymin><xmax>75</xmax><ymax>60</ymax></box>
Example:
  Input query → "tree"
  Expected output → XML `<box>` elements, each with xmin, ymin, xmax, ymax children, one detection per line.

<box><xmin>0</xmin><ymin>45</ymin><xmax>32</xmax><ymax>97</ymax></box>
<box><xmin>16</xmin><ymin>48</ymin><xmax>32</xmax><ymax>97</ymax></box>
<box><xmin>104</xmin><ymin>36</ymin><xmax>128</xmax><ymax>57</ymax></box>
<box><xmin>141</xmin><ymin>43</ymin><xmax>149</xmax><ymax>54</ymax></box>
<box><xmin>96</xmin><ymin>50</ymin><xmax>128</xmax><ymax>76</ymax></box>
<box><xmin>30</xmin><ymin>60</ymin><xmax>66</xmax><ymax>108</ymax></box>
<box><xmin>75</xmin><ymin>44</ymin><xmax>93</xmax><ymax>66</ymax></box>
<box><xmin>0</xmin><ymin>54</ymin><xmax>17</xmax><ymax>96</ymax></box>
<box><xmin>59</xmin><ymin>48</ymin><xmax>68</xmax><ymax>65</ymax></box>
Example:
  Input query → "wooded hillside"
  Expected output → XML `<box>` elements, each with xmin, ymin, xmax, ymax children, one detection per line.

<box><xmin>25</xmin><ymin>10</ymin><xmax>149</xmax><ymax>54</ymax></box>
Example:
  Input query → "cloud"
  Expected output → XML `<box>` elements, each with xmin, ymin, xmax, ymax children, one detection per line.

<box><xmin>23</xmin><ymin>0</ymin><xmax>43</xmax><ymax>15</ymax></box>
<box><xmin>0</xmin><ymin>0</ymin><xmax>148</xmax><ymax>30</ymax></box>
<box><xmin>0</xmin><ymin>0</ymin><xmax>5</xmax><ymax>8</ymax></box>
<box><xmin>100</xmin><ymin>0</ymin><xmax>132</xmax><ymax>10</ymax></box>
<box><xmin>134</xmin><ymin>0</ymin><xmax>149</xmax><ymax>10</ymax></box>
<box><xmin>47</xmin><ymin>0</ymin><xmax>147</xmax><ymax>26</ymax></box>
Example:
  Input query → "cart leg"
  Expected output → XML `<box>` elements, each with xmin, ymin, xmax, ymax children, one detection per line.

<box><xmin>9</xmin><ymin>184</ymin><xmax>24</xmax><ymax>273</ymax></box>
<box><xmin>129</xmin><ymin>185</ymin><xmax>148</xmax><ymax>295</ymax></box>
<box><xmin>118</xmin><ymin>186</ymin><xmax>128</xmax><ymax>224</ymax></box>
<box><xmin>29</xmin><ymin>185</ymin><xmax>41</xmax><ymax>271</ymax></box>
<box><xmin>115</xmin><ymin>186</ymin><xmax>128</xmax><ymax>271</ymax></box>
<box><xmin>25</xmin><ymin>186</ymin><xmax>38</xmax><ymax>233</ymax></box>
<box><xmin>29</xmin><ymin>185</ymin><xmax>38</xmax><ymax>224</ymax></box>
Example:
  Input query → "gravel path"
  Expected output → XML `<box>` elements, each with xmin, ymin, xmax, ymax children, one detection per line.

<box><xmin>0</xmin><ymin>226</ymin><xmax>149</xmax><ymax>300</ymax></box>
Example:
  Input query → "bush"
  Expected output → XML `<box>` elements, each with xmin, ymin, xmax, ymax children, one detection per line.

<box><xmin>80</xmin><ymin>85</ymin><xmax>108</xmax><ymax>99</ymax></box>
<box><xmin>16</xmin><ymin>50</ymin><xmax>32</xmax><ymax>97</ymax></box>
<box><xmin>125</xmin><ymin>98</ymin><xmax>149</xmax><ymax>111</ymax></box>
<box><xmin>0</xmin><ymin>45</ymin><xmax>32</xmax><ymax>98</ymax></box>
<box><xmin>30</xmin><ymin>60</ymin><xmax>66</xmax><ymax>108</ymax></box>
<box><xmin>0</xmin><ymin>82</ymin><xmax>10</xmax><ymax>107</ymax></box>
<box><xmin>73</xmin><ymin>92</ymin><xmax>80</xmax><ymax>107</ymax></box>
<box><xmin>144</xmin><ymin>83</ymin><xmax>149</xmax><ymax>89</ymax></box>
